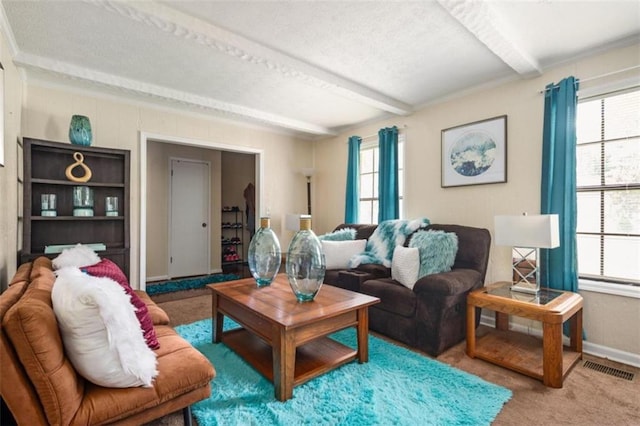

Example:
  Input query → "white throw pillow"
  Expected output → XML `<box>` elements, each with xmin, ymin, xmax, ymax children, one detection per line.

<box><xmin>321</xmin><ymin>239</ymin><xmax>367</xmax><ymax>270</ymax></box>
<box><xmin>52</xmin><ymin>244</ymin><xmax>101</xmax><ymax>269</ymax></box>
<box><xmin>51</xmin><ymin>267</ymin><xmax>158</xmax><ymax>388</ymax></box>
<box><xmin>391</xmin><ymin>246</ymin><xmax>420</xmax><ymax>290</ymax></box>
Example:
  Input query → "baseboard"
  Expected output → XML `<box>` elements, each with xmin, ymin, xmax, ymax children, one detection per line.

<box><xmin>146</xmin><ymin>275</ymin><xmax>170</xmax><ymax>283</ymax></box>
<box><xmin>582</xmin><ymin>341</ymin><xmax>640</xmax><ymax>369</ymax></box>
<box><xmin>479</xmin><ymin>314</ymin><xmax>640</xmax><ymax>369</ymax></box>
<box><xmin>211</xmin><ymin>268</ymin><xmax>222</xmax><ymax>274</ymax></box>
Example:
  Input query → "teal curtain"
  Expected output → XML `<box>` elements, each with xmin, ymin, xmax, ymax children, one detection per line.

<box><xmin>344</xmin><ymin>136</ymin><xmax>361</xmax><ymax>223</ymax></box>
<box><xmin>378</xmin><ymin>126</ymin><xmax>399</xmax><ymax>222</ymax></box>
<box><xmin>540</xmin><ymin>76</ymin><xmax>579</xmax><ymax>294</ymax></box>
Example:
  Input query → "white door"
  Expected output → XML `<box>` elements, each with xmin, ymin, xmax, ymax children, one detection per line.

<box><xmin>169</xmin><ymin>159</ymin><xmax>210</xmax><ymax>278</ymax></box>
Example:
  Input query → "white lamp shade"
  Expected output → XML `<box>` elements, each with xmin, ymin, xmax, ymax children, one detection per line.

<box><xmin>285</xmin><ymin>214</ymin><xmax>311</xmax><ymax>231</ymax></box>
<box><xmin>494</xmin><ymin>214</ymin><xmax>560</xmax><ymax>249</ymax></box>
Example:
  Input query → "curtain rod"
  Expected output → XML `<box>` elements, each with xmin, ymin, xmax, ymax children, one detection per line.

<box><xmin>539</xmin><ymin>65</ymin><xmax>640</xmax><ymax>93</ymax></box>
<box><xmin>359</xmin><ymin>124</ymin><xmax>408</xmax><ymax>141</ymax></box>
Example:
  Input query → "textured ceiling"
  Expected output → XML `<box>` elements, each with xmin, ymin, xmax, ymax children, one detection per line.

<box><xmin>1</xmin><ymin>0</ymin><xmax>639</xmax><ymax>138</ymax></box>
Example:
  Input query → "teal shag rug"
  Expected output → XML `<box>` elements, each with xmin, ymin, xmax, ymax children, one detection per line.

<box><xmin>146</xmin><ymin>274</ymin><xmax>239</xmax><ymax>296</ymax></box>
<box><xmin>176</xmin><ymin>319</ymin><xmax>512</xmax><ymax>426</ymax></box>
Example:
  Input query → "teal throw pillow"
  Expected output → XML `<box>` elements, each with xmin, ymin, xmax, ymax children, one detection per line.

<box><xmin>408</xmin><ymin>230</ymin><xmax>458</xmax><ymax>278</ymax></box>
<box><xmin>318</xmin><ymin>228</ymin><xmax>356</xmax><ymax>241</ymax></box>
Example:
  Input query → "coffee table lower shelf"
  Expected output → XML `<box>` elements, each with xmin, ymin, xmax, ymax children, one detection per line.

<box><xmin>474</xmin><ymin>329</ymin><xmax>582</xmax><ymax>382</ymax></box>
<box><xmin>222</xmin><ymin>328</ymin><xmax>357</xmax><ymax>386</ymax></box>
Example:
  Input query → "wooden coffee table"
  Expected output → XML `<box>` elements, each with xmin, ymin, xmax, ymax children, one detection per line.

<box><xmin>467</xmin><ymin>281</ymin><xmax>583</xmax><ymax>388</ymax></box>
<box><xmin>208</xmin><ymin>274</ymin><xmax>380</xmax><ymax>401</ymax></box>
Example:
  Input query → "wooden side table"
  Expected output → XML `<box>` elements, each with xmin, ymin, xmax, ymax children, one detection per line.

<box><xmin>466</xmin><ymin>282</ymin><xmax>583</xmax><ymax>388</ymax></box>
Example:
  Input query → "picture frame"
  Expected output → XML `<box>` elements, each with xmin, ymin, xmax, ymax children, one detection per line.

<box><xmin>441</xmin><ymin>115</ymin><xmax>507</xmax><ymax>188</ymax></box>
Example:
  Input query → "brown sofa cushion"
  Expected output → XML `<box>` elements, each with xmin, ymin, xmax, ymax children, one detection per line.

<box><xmin>29</xmin><ymin>257</ymin><xmax>54</xmax><ymax>282</ymax></box>
<box><xmin>334</xmin><ymin>223</ymin><xmax>378</xmax><ymax>240</ymax></box>
<box><xmin>71</xmin><ymin>325</ymin><xmax>215</xmax><ymax>424</ymax></box>
<box><xmin>361</xmin><ymin>278</ymin><xmax>417</xmax><ymax>318</ymax></box>
<box><xmin>136</xmin><ymin>291</ymin><xmax>171</xmax><ymax>325</ymax></box>
<box><xmin>9</xmin><ymin>262</ymin><xmax>32</xmax><ymax>287</ymax></box>
<box><xmin>3</xmin><ymin>282</ymin><xmax>85</xmax><ymax>426</ymax></box>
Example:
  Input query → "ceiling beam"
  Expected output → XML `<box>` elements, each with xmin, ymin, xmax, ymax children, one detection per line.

<box><xmin>437</xmin><ymin>0</ymin><xmax>541</xmax><ymax>76</ymax></box>
<box><xmin>14</xmin><ymin>52</ymin><xmax>335</xmax><ymax>136</ymax></box>
<box><xmin>93</xmin><ymin>0</ymin><xmax>413</xmax><ymax>116</ymax></box>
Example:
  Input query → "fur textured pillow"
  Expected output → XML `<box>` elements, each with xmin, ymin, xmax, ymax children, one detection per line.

<box><xmin>318</xmin><ymin>228</ymin><xmax>357</xmax><ymax>241</ymax></box>
<box><xmin>52</xmin><ymin>267</ymin><xmax>158</xmax><ymax>388</ymax></box>
<box><xmin>408</xmin><ymin>230</ymin><xmax>458</xmax><ymax>278</ymax></box>
<box><xmin>52</xmin><ymin>244</ymin><xmax>101</xmax><ymax>269</ymax></box>
<box><xmin>321</xmin><ymin>239</ymin><xmax>367</xmax><ymax>269</ymax></box>
<box><xmin>349</xmin><ymin>218</ymin><xmax>430</xmax><ymax>268</ymax></box>
<box><xmin>391</xmin><ymin>246</ymin><xmax>420</xmax><ymax>289</ymax></box>
<box><xmin>82</xmin><ymin>258</ymin><xmax>160</xmax><ymax>349</ymax></box>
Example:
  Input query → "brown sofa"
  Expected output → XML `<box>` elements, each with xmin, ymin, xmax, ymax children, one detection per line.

<box><xmin>324</xmin><ymin>223</ymin><xmax>491</xmax><ymax>357</ymax></box>
<box><xmin>0</xmin><ymin>257</ymin><xmax>215</xmax><ymax>425</ymax></box>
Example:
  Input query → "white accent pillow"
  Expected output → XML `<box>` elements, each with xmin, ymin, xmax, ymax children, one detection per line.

<box><xmin>391</xmin><ymin>246</ymin><xmax>420</xmax><ymax>290</ymax></box>
<box><xmin>52</xmin><ymin>243</ymin><xmax>101</xmax><ymax>269</ymax></box>
<box><xmin>52</xmin><ymin>267</ymin><xmax>158</xmax><ymax>388</ymax></box>
<box><xmin>321</xmin><ymin>239</ymin><xmax>367</xmax><ymax>270</ymax></box>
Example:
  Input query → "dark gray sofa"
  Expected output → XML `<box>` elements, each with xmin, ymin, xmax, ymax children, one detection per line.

<box><xmin>323</xmin><ymin>223</ymin><xmax>491</xmax><ymax>356</ymax></box>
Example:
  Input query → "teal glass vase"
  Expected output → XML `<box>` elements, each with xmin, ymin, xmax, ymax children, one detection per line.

<box><xmin>286</xmin><ymin>217</ymin><xmax>325</xmax><ymax>302</ymax></box>
<box><xmin>69</xmin><ymin>115</ymin><xmax>93</xmax><ymax>146</ymax></box>
<box><xmin>248</xmin><ymin>217</ymin><xmax>281</xmax><ymax>287</ymax></box>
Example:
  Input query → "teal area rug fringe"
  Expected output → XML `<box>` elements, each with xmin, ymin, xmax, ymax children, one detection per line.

<box><xmin>146</xmin><ymin>274</ymin><xmax>239</xmax><ymax>296</ymax></box>
<box><xmin>177</xmin><ymin>319</ymin><xmax>512</xmax><ymax>426</ymax></box>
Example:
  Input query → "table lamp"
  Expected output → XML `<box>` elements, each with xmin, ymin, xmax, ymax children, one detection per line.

<box><xmin>494</xmin><ymin>213</ymin><xmax>560</xmax><ymax>294</ymax></box>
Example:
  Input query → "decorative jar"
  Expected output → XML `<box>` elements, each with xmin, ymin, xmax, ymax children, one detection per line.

<box><xmin>69</xmin><ymin>115</ymin><xmax>93</xmax><ymax>146</ymax></box>
<box><xmin>105</xmin><ymin>196</ymin><xmax>119</xmax><ymax>216</ymax></box>
<box><xmin>286</xmin><ymin>217</ymin><xmax>325</xmax><ymax>302</ymax></box>
<box><xmin>248</xmin><ymin>217</ymin><xmax>281</xmax><ymax>287</ymax></box>
<box><xmin>73</xmin><ymin>186</ymin><xmax>94</xmax><ymax>216</ymax></box>
<box><xmin>40</xmin><ymin>194</ymin><xmax>57</xmax><ymax>217</ymax></box>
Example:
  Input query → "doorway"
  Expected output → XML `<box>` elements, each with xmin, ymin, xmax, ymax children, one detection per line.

<box><xmin>139</xmin><ymin>132</ymin><xmax>263</xmax><ymax>290</ymax></box>
<box><xmin>169</xmin><ymin>158</ymin><xmax>210</xmax><ymax>278</ymax></box>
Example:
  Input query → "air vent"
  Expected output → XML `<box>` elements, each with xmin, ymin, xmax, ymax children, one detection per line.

<box><xmin>583</xmin><ymin>360</ymin><xmax>635</xmax><ymax>381</ymax></box>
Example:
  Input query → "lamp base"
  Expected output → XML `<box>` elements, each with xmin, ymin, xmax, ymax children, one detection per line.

<box><xmin>510</xmin><ymin>247</ymin><xmax>540</xmax><ymax>294</ymax></box>
<box><xmin>510</xmin><ymin>281</ymin><xmax>540</xmax><ymax>294</ymax></box>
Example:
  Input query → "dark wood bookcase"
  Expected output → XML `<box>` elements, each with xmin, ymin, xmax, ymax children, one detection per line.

<box><xmin>21</xmin><ymin>138</ymin><xmax>131</xmax><ymax>277</ymax></box>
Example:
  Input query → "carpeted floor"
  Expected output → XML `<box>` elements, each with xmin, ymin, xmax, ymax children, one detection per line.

<box><xmin>176</xmin><ymin>319</ymin><xmax>511</xmax><ymax>425</ymax></box>
<box><xmin>147</xmin><ymin>291</ymin><xmax>640</xmax><ymax>426</ymax></box>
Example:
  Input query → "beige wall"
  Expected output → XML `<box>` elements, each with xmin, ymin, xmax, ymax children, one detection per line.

<box><xmin>19</xmin><ymin>85</ymin><xmax>311</xmax><ymax>288</ymax></box>
<box><xmin>0</xmin><ymin>35</ymin><xmax>23</xmax><ymax>290</ymax></box>
<box><xmin>314</xmin><ymin>43</ymin><xmax>640</xmax><ymax>356</ymax></box>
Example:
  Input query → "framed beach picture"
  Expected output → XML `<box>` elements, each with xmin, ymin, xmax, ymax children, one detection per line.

<box><xmin>441</xmin><ymin>115</ymin><xmax>507</xmax><ymax>188</ymax></box>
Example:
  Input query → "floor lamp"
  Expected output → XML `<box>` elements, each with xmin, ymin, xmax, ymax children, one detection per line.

<box><xmin>301</xmin><ymin>168</ymin><xmax>314</xmax><ymax>215</ymax></box>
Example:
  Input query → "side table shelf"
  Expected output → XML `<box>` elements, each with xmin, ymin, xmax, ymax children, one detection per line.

<box><xmin>466</xmin><ymin>282</ymin><xmax>583</xmax><ymax>388</ymax></box>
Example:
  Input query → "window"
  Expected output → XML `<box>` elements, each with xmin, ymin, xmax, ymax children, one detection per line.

<box><xmin>576</xmin><ymin>88</ymin><xmax>640</xmax><ymax>285</ymax></box>
<box><xmin>358</xmin><ymin>136</ymin><xmax>404</xmax><ymax>224</ymax></box>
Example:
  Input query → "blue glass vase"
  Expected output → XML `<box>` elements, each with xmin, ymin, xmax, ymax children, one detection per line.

<box><xmin>248</xmin><ymin>217</ymin><xmax>281</xmax><ymax>287</ymax></box>
<box><xmin>286</xmin><ymin>217</ymin><xmax>325</xmax><ymax>302</ymax></box>
<box><xmin>69</xmin><ymin>115</ymin><xmax>92</xmax><ymax>146</ymax></box>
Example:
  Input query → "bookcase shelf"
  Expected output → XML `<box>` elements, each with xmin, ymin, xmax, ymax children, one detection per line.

<box><xmin>21</xmin><ymin>138</ymin><xmax>131</xmax><ymax>277</ymax></box>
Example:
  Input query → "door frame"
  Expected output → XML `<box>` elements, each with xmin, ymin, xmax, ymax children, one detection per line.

<box><xmin>139</xmin><ymin>131</ymin><xmax>264</xmax><ymax>290</ymax></box>
<box><xmin>167</xmin><ymin>157</ymin><xmax>211</xmax><ymax>279</ymax></box>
